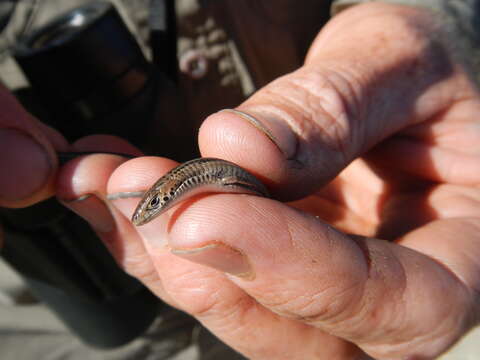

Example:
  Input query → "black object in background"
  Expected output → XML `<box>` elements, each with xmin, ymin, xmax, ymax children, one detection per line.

<box><xmin>0</xmin><ymin>200</ymin><xmax>160</xmax><ymax>349</ymax></box>
<box><xmin>149</xmin><ymin>0</ymin><xmax>178</xmax><ymax>82</ymax></box>
<box><xmin>0</xmin><ymin>1</ymin><xmax>193</xmax><ymax>348</ymax></box>
<box><xmin>14</xmin><ymin>1</ymin><xmax>152</xmax><ymax>146</ymax></box>
<box><xmin>13</xmin><ymin>0</ymin><xmax>194</xmax><ymax>158</ymax></box>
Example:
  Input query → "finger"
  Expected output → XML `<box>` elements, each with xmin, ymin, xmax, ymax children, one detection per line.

<box><xmin>57</xmin><ymin>135</ymin><xmax>144</xmax><ymax>267</ymax></box>
<box><xmin>144</xmin><ymin>193</ymin><xmax>474</xmax><ymax>359</ymax></box>
<box><xmin>366</xmin><ymin>133</ymin><xmax>480</xmax><ymax>185</ymax></box>
<box><xmin>0</xmin><ymin>84</ymin><xmax>68</xmax><ymax>207</ymax></box>
<box><xmin>108</xmin><ymin>157</ymin><xmax>367</xmax><ymax>359</ymax></box>
<box><xmin>199</xmin><ymin>3</ymin><xmax>477</xmax><ymax>200</ymax></box>
<box><xmin>56</xmin><ymin>144</ymin><xmax>178</xmax><ymax>306</ymax></box>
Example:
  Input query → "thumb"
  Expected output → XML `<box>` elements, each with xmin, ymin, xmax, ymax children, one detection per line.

<box><xmin>0</xmin><ymin>84</ymin><xmax>68</xmax><ymax>207</ymax></box>
<box><xmin>199</xmin><ymin>3</ymin><xmax>472</xmax><ymax>200</ymax></box>
<box><xmin>162</xmin><ymin>193</ymin><xmax>471</xmax><ymax>359</ymax></box>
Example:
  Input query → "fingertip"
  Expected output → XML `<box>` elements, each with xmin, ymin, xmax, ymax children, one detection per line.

<box><xmin>0</xmin><ymin>86</ymin><xmax>64</xmax><ymax>207</ymax></box>
<box><xmin>57</xmin><ymin>153</ymin><xmax>129</xmax><ymax>201</ymax></box>
<box><xmin>0</xmin><ymin>128</ymin><xmax>54</xmax><ymax>207</ymax></box>
<box><xmin>199</xmin><ymin>109</ymin><xmax>300</xmax><ymax>199</ymax></box>
<box><xmin>57</xmin><ymin>136</ymin><xmax>149</xmax><ymax>200</ymax></box>
<box><xmin>200</xmin><ymin>107</ymin><xmax>297</xmax><ymax>157</ymax></box>
<box><xmin>107</xmin><ymin>156</ymin><xmax>178</xmax><ymax>195</ymax></box>
<box><xmin>106</xmin><ymin>156</ymin><xmax>179</xmax><ymax>225</ymax></box>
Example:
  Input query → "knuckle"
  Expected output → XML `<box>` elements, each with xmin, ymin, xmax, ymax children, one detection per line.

<box><xmin>258</xmin><ymin>67</ymin><xmax>365</xmax><ymax>169</ymax></box>
<box><xmin>121</xmin><ymin>253</ymin><xmax>156</xmax><ymax>280</ymax></box>
<box><xmin>258</xmin><ymin>280</ymin><xmax>363</xmax><ymax>326</ymax></box>
<box><xmin>163</xmin><ymin>270</ymin><xmax>226</xmax><ymax>317</ymax></box>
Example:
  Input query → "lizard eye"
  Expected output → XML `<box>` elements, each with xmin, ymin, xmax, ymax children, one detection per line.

<box><xmin>148</xmin><ymin>196</ymin><xmax>160</xmax><ymax>209</ymax></box>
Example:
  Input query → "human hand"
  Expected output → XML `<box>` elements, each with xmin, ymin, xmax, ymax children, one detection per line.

<box><xmin>0</xmin><ymin>83</ymin><xmax>143</xmax><ymax>253</ymax></box>
<box><xmin>0</xmin><ymin>84</ymin><xmax>68</xmax><ymax>209</ymax></box>
<box><xmin>0</xmin><ymin>83</ymin><xmax>68</xmax><ymax>249</ymax></box>
<box><xmin>58</xmin><ymin>3</ymin><xmax>480</xmax><ymax>359</ymax></box>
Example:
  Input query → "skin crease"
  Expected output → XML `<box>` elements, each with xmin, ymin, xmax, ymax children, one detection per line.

<box><xmin>3</xmin><ymin>2</ymin><xmax>480</xmax><ymax>360</ymax></box>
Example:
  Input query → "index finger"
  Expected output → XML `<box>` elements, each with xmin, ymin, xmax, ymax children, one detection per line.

<box><xmin>198</xmin><ymin>3</ymin><xmax>472</xmax><ymax>200</ymax></box>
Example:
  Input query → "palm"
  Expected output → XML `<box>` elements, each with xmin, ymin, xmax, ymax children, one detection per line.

<box><xmin>290</xmin><ymin>109</ymin><xmax>480</xmax><ymax>243</ymax></box>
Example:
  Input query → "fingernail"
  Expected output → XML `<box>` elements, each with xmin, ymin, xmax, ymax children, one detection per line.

<box><xmin>218</xmin><ymin>108</ymin><xmax>298</xmax><ymax>159</ymax></box>
<box><xmin>171</xmin><ymin>242</ymin><xmax>253</xmax><ymax>279</ymax></box>
<box><xmin>0</xmin><ymin>128</ymin><xmax>52</xmax><ymax>201</ymax></box>
<box><xmin>61</xmin><ymin>194</ymin><xmax>115</xmax><ymax>233</ymax></box>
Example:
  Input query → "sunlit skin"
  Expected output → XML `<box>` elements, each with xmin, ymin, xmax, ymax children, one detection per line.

<box><xmin>2</xmin><ymin>3</ymin><xmax>480</xmax><ymax>360</ymax></box>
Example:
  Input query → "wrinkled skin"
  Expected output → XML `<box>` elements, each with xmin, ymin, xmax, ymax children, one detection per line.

<box><xmin>2</xmin><ymin>3</ymin><xmax>480</xmax><ymax>359</ymax></box>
